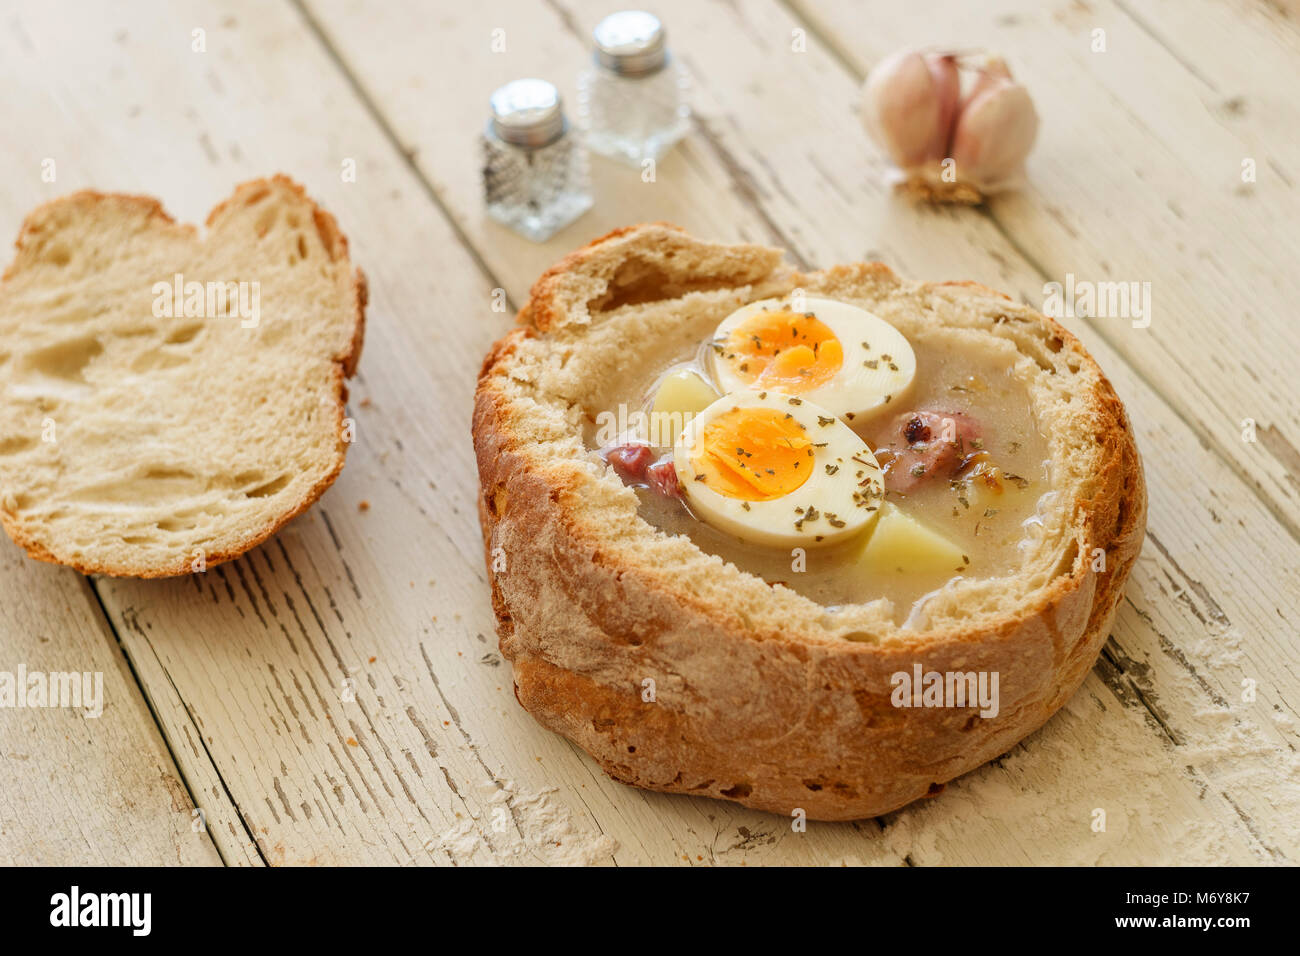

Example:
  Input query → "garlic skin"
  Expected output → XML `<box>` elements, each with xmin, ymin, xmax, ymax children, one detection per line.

<box><xmin>961</xmin><ymin>55</ymin><xmax>1012</xmax><ymax>109</ymax></box>
<box><xmin>950</xmin><ymin>72</ymin><xmax>1039</xmax><ymax>189</ymax></box>
<box><xmin>861</xmin><ymin>49</ymin><xmax>959</xmax><ymax>168</ymax></box>
<box><xmin>925</xmin><ymin>54</ymin><xmax>961</xmax><ymax>162</ymax></box>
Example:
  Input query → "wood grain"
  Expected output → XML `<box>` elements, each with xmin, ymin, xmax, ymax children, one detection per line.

<box><xmin>0</xmin><ymin>548</ymin><xmax>222</xmax><ymax>865</ymax></box>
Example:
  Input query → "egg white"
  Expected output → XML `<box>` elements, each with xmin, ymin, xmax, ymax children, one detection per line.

<box><xmin>673</xmin><ymin>390</ymin><xmax>886</xmax><ymax>549</ymax></box>
<box><xmin>710</xmin><ymin>296</ymin><xmax>916</xmax><ymax>422</ymax></box>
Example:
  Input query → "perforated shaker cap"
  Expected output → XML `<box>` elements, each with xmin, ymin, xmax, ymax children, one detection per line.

<box><xmin>489</xmin><ymin>78</ymin><xmax>566</xmax><ymax>147</ymax></box>
<box><xmin>593</xmin><ymin>10</ymin><xmax>668</xmax><ymax>76</ymax></box>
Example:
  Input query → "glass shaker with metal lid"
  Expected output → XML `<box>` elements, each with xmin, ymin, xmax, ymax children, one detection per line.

<box><xmin>576</xmin><ymin>11</ymin><xmax>691</xmax><ymax>166</ymax></box>
<box><xmin>482</xmin><ymin>78</ymin><xmax>593</xmax><ymax>242</ymax></box>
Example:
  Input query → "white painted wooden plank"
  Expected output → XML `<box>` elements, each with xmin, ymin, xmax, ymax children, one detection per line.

<box><xmin>1119</xmin><ymin>0</ymin><xmax>1300</xmax><ymax>173</ymax></box>
<box><xmin>0</xmin><ymin>548</ymin><xmax>223</xmax><ymax>865</ymax></box>
<box><xmin>306</xmin><ymin>0</ymin><xmax>1299</xmax><ymax>862</ymax></box>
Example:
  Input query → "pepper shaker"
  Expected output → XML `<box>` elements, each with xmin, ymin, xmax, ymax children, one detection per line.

<box><xmin>482</xmin><ymin>78</ymin><xmax>593</xmax><ymax>242</ymax></box>
<box><xmin>576</xmin><ymin>11</ymin><xmax>691</xmax><ymax>166</ymax></box>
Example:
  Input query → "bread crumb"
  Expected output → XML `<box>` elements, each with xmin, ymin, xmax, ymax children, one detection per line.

<box><xmin>358</xmin><ymin>500</ymin><xmax>370</xmax><ymax>512</ymax></box>
<box><xmin>346</xmin><ymin>737</ymin><xmax>358</xmax><ymax>747</ymax></box>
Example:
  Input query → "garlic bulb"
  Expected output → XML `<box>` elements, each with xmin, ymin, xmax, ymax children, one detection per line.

<box><xmin>861</xmin><ymin>49</ymin><xmax>959</xmax><ymax>168</ymax></box>
<box><xmin>860</xmin><ymin>48</ymin><xmax>1038</xmax><ymax>200</ymax></box>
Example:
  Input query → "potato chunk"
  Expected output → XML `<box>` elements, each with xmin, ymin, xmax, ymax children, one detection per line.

<box><xmin>650</xmin><ymin>369</ymin><xmax>718</xmax><ymax>444</ymax></box>
<box><xmin>857</xmin><ymin>503</ymin><xmax>965</xmax><ymax>575</ymax></box>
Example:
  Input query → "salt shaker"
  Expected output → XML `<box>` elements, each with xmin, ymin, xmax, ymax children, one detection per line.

<box><xmin>577</xmin><ymin>11</ymin><xmax>690</xmax><ymax>166</ymax></box>
<box><xmin>482</xmin><ymin>78</ymin><xmax>592</xmax><ymax>242</ymax></box>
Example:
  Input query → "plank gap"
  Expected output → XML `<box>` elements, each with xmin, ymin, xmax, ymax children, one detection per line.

<box><xmin>288</xmin><ymin>0</ymin><xmax>519</xmax><ymax>315</ymax></box>
<box><xmin>94</xmin><ymin>578</ymin><xmax>262</xmax><ymax>867</ymax></box>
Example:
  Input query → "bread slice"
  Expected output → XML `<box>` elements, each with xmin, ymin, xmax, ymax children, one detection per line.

<box><xmin>474</xmin><ymin>223</ymin><xmax>1146</xmax><ymax>820</ymax></box>
<box><xmin>0</xmin><ymin>176</ymin><xmax>366</xmax><ymax>577</ymax></box>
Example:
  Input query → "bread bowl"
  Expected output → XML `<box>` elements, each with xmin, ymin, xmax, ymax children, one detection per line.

<box><xmin>473</xmin><ymin>223</ymin><xmax>1145</xmax><ymax>821</ymax></box>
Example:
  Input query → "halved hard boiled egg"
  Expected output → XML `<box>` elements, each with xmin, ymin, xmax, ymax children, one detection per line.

<box><xmin>673</xmin><ymin>390</ymin><xmax>886</xmax><ymax>548</ymax></box>
<box><xmin>709</xmin><ymin>296</ymin><xmax>916</xmax><ymax>421</ymax></box>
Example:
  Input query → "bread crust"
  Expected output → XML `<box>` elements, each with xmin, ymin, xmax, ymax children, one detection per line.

<box><xmin>474</xmin><ymin>224</ymin><xmax>1146</xmax><ymax>820</ymax></box>
<box><xmin>0</xmin><ymin>175</ymin><xmax>366</xmax><ymax>578</ymax></box>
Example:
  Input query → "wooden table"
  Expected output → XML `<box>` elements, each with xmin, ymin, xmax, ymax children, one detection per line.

<box><xmin>2</xmin><ymin>0</ymin><xmax>1296</xmax><ymax>866</ymax></box>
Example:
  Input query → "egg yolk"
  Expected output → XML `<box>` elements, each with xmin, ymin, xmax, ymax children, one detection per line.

<box><xmin>692</xmin><ymin>407</ymin><xmax>814</xmax><ymax>501</ymax></box>
<box><xmin>723</xmin><ymin>310</ymin><xmax>843</xmax><ymax>393</ymax></box>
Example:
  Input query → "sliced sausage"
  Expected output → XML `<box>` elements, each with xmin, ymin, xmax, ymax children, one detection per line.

<box><xmin>606</xmin><ymin>442</ymin><xmax>653</xmax><ymax>482</ymax></box>
<box><xmin>645</xmin><ymin>460</ymin><xmax>682</xmax><ymax>499</ymax></box>
<box><xmin>876</xmin><ymin>409</ymin><xmax>982</xmax><ymax>494</ymax></box>
<box><xmin>605</xmin><ymin>443</ymin><xmax>683</xmax><ymax>499</ymax></box>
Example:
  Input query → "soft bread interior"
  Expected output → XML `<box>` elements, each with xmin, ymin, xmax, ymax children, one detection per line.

<box><xmin>0</xmin><ymin>177</ymin><xmax>364</xmax><ymax>576</ymax></box>
<box><xmin>484</xmin><ymin>225</ymin><xmax>1114</xmax><ymax>642</ymax></box>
